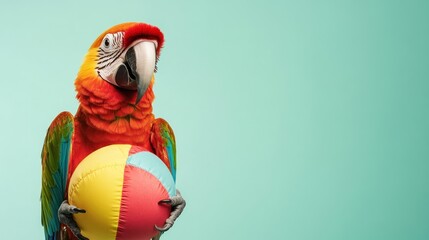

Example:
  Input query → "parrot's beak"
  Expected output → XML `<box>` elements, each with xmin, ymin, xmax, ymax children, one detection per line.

<box><xmin>113</xmin><ymin>41</ymin><xmax>157</xmax><ymax>104</ymax></box>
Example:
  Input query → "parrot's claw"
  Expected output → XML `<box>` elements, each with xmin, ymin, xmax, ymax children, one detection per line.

<box><xmin>155</xmin><ymin>189</ymin><xmax>186</xmax><ymax>233</ymax></box>
<box><xmin>155</xmin><ymin>222</ymin><xmax>173</xmax><ymax>232</ymax></box>
<box><xmin>58</xmin><ymin>200</ymin><xmax>88</xmax><ymax>240</ymax></box>
<box><xmin>159</xmin><ymin>199</ymin><xmax>172</xmax><ymax>204</ymax></box>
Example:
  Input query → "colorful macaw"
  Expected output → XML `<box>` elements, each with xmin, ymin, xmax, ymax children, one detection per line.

<box><xmin>41</xmin><ymin>22</ymin><xmax>186</xmax><ymax>240</ymax></box>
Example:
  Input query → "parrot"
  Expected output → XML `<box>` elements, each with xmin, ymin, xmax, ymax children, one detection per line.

<box><xmin>41</xmin><ymin>22</ymin><xmax>186</xmax><ymax>240</ymax></box>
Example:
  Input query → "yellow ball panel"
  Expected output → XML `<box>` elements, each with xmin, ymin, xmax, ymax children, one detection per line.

<box><xmin>68</xmin><ymin>144</ymin><xmax>132</xmax><ymax>240</ymax></box>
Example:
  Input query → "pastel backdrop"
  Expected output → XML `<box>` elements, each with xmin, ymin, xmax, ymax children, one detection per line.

<box><xmin>0</xmin><ymin>0</ymin><xmax>428</xmax><ymax>239</ymax></box>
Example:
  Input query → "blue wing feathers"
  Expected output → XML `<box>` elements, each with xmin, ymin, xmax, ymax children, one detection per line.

<box><xmin>165</xmin><ymin>139</ymin><xmax>176</xmax><ymax>181</ymax></box>
<box><xmin>41</xmin><ymin>112</ymin><xmax>73</xmax><ymax>240</ymax></box>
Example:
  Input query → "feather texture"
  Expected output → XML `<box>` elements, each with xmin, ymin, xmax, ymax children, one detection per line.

<box><xmin>150</xmin><ymin>118</ymin><xmax>177</xmax><ymax>181</ymax></box>
<box><xmin>41</xmin><ymin>112</ymin><xmax>74</xmax><ymax>240</ymax></box>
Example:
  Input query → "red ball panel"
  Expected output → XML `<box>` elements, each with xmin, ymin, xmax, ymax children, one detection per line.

<box><xmin>116</xmin><ymin>165</ymin><xmax>171</xmax><ymax>240</ymax></box>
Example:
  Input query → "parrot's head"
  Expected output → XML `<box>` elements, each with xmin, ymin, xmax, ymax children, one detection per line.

<box><xmin>75</xmin><ymin>22</ymin><xmax>164</xmax><ymax>107</ymax></box>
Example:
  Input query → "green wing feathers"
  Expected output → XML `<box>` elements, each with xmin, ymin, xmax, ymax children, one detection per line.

<box><xmin>41</xmin><ymin>112</ymin><xmax>74</xmax><ymax>239</ymax></box>
<box><xmin>150</xmin><ymin>118</ymin><xmax>177</xmax><ymax>181</ymax></box>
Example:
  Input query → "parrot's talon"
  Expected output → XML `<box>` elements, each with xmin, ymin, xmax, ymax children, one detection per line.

<box><xmin>155</xmin><ymin>223</ymin><xmax>173</xmax><ymax>232</ymax></box>
<box><xmin>158</xmin><ymin>199</ymin><xmax>172</xmax><ymax>205</ymax></box>
<box><xmin>76</xmin><ymin>233</ymin><xmax>89</xmax><ymax>240</ymax></box>
<box><xmin>74</xmin><ymin>208</ymin><xmax>86</xmax><ymax>214</ymax></box>
<box><xmin>58</xmin><ymin>200</ymin><xmax>88</xmax><ymax>240</ymax></box>
<box><xmin>156</xmin><ymin>189</ymin><xmax>186</xmax><ymax>233</ymax></box>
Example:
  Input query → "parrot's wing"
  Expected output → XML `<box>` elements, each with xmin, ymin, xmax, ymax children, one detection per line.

<box><xmin>150</xmin><ymin>119</ymin><xmax>186</xmax><ymax>234</ymax></box>
<box><xmin>150</xmin><ymin>118</ymin><xmax>177</xmax><ymax>181</ymax></box>
<box><xmin>41</xmin><ymin>112</ymin><xmax>74</xmax><ymax>240</ymax></box>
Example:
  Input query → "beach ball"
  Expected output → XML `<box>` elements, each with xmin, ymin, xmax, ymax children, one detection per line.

<box><xmin>68</xmin><ymin>144</ymin><xmax>176</xmax><ymax>240</ymax></box>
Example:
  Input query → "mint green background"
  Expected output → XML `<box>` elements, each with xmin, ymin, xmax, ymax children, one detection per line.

<box><xmin>1</xmin><ymin>1</ymin><xmax>428</xmax><ymax>239</ymax></box>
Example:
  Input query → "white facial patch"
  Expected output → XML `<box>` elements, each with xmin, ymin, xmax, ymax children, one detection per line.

<box><xmin>96</xmin><ymin>32</ymin><xmax>125</xmax><ymax>82</ymax></box>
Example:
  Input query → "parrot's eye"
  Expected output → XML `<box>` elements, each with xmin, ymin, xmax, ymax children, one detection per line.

<box><xmin>100</xmin><ymin>32</ymin><xmax>123</xmax><ymax>52</ymax></box>
<box><xmin>104</xmin><ymin>38</ymin><xmax>110</xmax><ymax>47</ymax></box>
<box><xmin>101</xmin><ymin>34</ymin><xmax>114</xmax><ymax>50</ymax></box>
